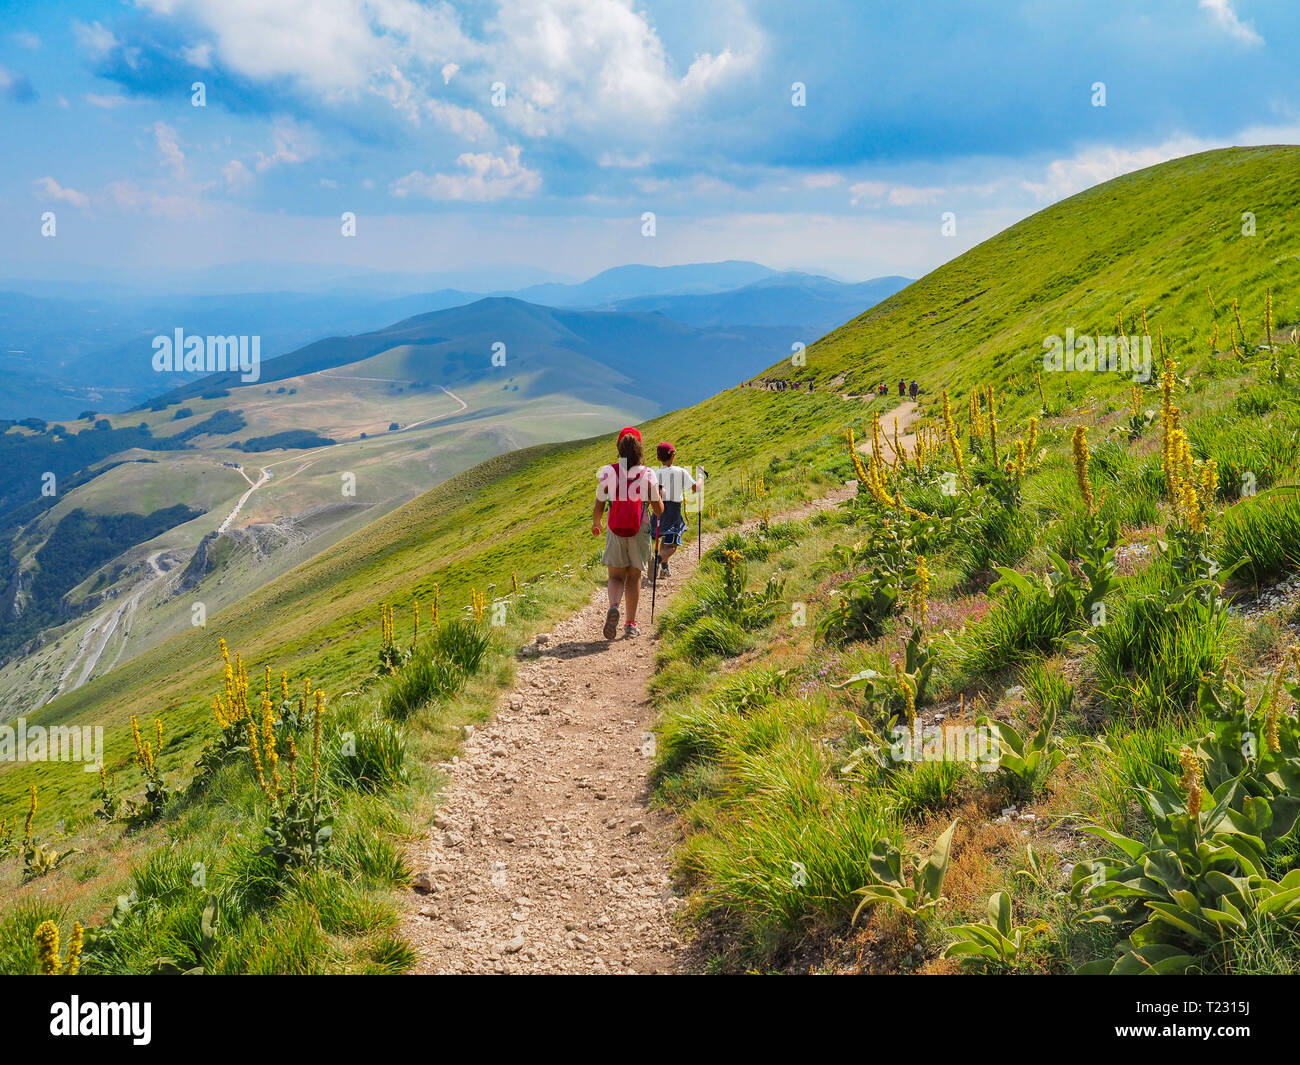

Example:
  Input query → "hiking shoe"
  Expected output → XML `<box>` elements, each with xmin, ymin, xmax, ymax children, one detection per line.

<box><xmin>602</xmin><ymin>607</ymin><xmax>619</xmax><ymax>640</ymax></box>
<box><xmin>660</xmin><ymin>561</ymin><xmax>670</xmax><ymax>577</ymax></box>
<box><xmin>624</xmin><ymin>623</ymin><xmax>642</xmax><ymax>638</ymax></box>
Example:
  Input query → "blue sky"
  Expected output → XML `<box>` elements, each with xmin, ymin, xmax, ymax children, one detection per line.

<box><xmin>0</xmin><ymin>0</ymin><xmax>1296</xmax><ymax>287</ymax></box>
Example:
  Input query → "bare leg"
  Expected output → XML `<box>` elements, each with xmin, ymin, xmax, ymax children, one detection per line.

<box><xmin>606</xmin><ymin>569</ymin><xmax>625</xmax><ymax>609</ymax></box>
<box><xmin>623</xmin><ymin>565</ymin><xmax>642</xmax><ymax>625</ymax></box>
<box><xmin>659</xmin><ymin>543</ymin><xmax>678</xmax><ymax>562</ymax></box>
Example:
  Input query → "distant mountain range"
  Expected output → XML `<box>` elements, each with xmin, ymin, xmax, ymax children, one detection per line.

<box><xmin>142</xmin><ymin>295</ymin><xmax>811</xmax><ymax>413</ymax></box>
<box><xmin>0</xmin><ymin>262</ymin><xmax>912</xmax><ymax>420</ymax></box>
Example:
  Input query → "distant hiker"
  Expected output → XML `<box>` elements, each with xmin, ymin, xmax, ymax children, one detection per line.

<box><xmin>898</xmin><ymin>378</ymin><xmax>906</xmax><ymax>396</ymax></box>
<box><xmin>909</xmin><ymin>379</ymin><xmax>919</xmax><ymax>399</ymax></box>
<box><xmin>877</xmin><ymin>382</ymin><xmax>886</xmax><ymax>397</ymax></box>
<box><xmin>651</xmin><ymin>442</ymin><xmax>698</xmax><ymax>578</ymax></box>
<box><xmin>593</xmin><ymin>427</ymin><xmax>663</xmax><ymax>639</ymax></box>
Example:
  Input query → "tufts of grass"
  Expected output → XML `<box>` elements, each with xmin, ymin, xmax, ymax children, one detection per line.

<box><xmin>1220</xmin><ymin>486</ymin><xmax>1300</xmax><ymax>586</ymax></box>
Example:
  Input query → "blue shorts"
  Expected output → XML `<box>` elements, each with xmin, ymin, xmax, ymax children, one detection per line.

<box><xmin>652</xmin><ymin>500</ymin><xmax>687</xmax><ymax>542</ymax></box>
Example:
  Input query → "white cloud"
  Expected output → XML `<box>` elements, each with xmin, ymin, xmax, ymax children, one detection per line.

<box><xmin>392</xmin><ymin>146</ymin><xmax>541</xmax><ymax>201</ymax></box>
<box><xmin>426</xmin><ymin>99</ymin><xmax>493</xmax><ymax>140</ymax></box>
<box><xmin>72</xmin><ymin>20</ymin><xmax>118</xmax><ymax>58</ymax></box>
<box><xmin>598</xmin><ymin>150</ymin><xmax>652</xmax><ymax>168</ymax></box>
<box><xmin>634</xmin><ymin>173</ymin><xmax>736</xmax><ymax>198</ymax></box>
<box><xmin>183</xmin><ymin>41</ymin><xmax>214</xmax><ymax>68</ymax></box>
<box><xmin>85</xmin><ymin>92</ymin><xmax>130</xmax><ymax>109</ymax></box>
<box><xmin>849</xmin><ymin>181</ymin><xmax>943</xmax><ymax>207</ymax></box>
<box><xmin>132</xmin><ymin>0</ymin><xmax>760</xmax><ymax>148</ymax></box>
<box><xmin>13</xmin><ymin>31</ymin><xmax>41</xmax><ymax>51</ymax></box>
<box><xmin>491</xmin><ymin>0</ymin><xmax>762</xmax><ymax>139</ymax></box>
<box><xmin>32</xmin><ymin>177</ymin><xmax>90</xmax><ymax>209</ymax></box>
<box><xmin>1021</xmin><ymin>122</ymin><xmax>1300</xmax><ymax>203</ymax></box>
<box><xmin>222</xmin><ymin>159</ymin><xmax>254</xmax><ymax>190</ymax></box>
<box><xmin>104</xmin><ymin>180</ymin><xmax>209</xmax><ymax>219</ymax></box>
<box><xmin>135</xmin><ymin>0</ymin><xmax>483</xmax><ymax>105</ymax></box>
<box><xmin>152</xmin><ymin>121</ymin><xmax>189</xmax><ymax>179</ymax></box>
<box><xmin>255</xmin><ymin>117</ymin><xmax>319</xmax><ymax>171</ymax></box>
<box><xmin>1199</xmin><ymin>0</ymin><xmax>1263</xmax><ymax>46</ymax></box>
<box><xmin>799</xmin><ymin>172</ymin><xmax>844</xmax><ymax>190</ymax></box>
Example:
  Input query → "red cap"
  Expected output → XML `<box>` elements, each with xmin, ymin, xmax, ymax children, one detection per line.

<box><xmin>617</xmin><ymin>426</ymin><xmax>641</xmax><ymax>443</ymax></box>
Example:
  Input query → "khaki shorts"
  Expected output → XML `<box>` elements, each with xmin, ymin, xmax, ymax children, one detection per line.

<box><xmin>602</xmin><ymin>528</ymin><xmax>651</xmax><ymax>570</ymax></box>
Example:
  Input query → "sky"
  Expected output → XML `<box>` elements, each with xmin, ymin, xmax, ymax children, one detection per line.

<box><xmin>0</xmin><ymin>0</ymin><xmax>1297</xmax><ymax>289</ymax></box>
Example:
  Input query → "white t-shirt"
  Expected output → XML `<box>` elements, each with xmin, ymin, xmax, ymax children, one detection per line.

<box><xmin>656</xmin><ymin>465</ymin><xmax>698</xmax><ymax>503</ymax></box>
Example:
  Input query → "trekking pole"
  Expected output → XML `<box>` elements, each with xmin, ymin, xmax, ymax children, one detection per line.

<box><xmin>650</xmin><ymin>533</ymin><xmax>660</xmax><ymax>621</ymax></box>
<box><xmin>697</xmin><ymin>466</ymin><xmax>705</xmax><ymax>562</ymax></box>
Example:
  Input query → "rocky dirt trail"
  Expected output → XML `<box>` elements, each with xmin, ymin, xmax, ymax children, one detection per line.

<box><xmin>402</xmin><ymin>479</ymin><xmax>861</xmax><ymax>975</ymax></box>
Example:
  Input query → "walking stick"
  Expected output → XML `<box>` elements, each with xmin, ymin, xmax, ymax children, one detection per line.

<box><xmin>697</xmin><ymin>466</ymin><xmax>705</xmax><ymax>562</ymax></box>
<box><xmin>650</xmin><ymin>532</ymin><xmax>660</xmax><ymax>621</ymax></box>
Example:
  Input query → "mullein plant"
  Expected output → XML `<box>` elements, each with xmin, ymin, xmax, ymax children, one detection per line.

<box><xmin>20</xmin><ymin>786</ymin><xmax>72</xmax><ymax>881</ymax></box>
<box><xmin>94</xmin><ymin>764</ymin><xmax>119</xmax><ymax>822</ymax></box>
<box><xmin>833</xmin><ymin>553</ymin><xmax>937</xmax><ymax>726</ymax></box>
<box><xmin>377</xmin><ymin>602</ymin><xmax>411</xmax><ymax>672</ymax></box>
<box><xmin>1159</xmin><ymin>419</ymin><xmax>1236</xmax><ymax>609</ymax></box>
<box><xmin>1074</xmin><ymin>664</ymin><xmax>1300</xmax><ymax>974</ymax></box>
<box><xmin>846</xmin><ymin>424</ymin><xmax>927</xmax><ymax>520</ymax></box>
<box><xmin>249</xmin><ymin>686</ymin><xmax>333</xmax><ymax>870</ymax></box>
<box><xmin>128</xmin><ymin>715</ymin><xmax>170</xmax><ymax>823</ymax></box>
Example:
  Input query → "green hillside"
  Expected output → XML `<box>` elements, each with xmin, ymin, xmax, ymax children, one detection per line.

<box><xmin>7</xmin><ymin>146</ymin><xmax>1300</xmax><ymax>975</ymax></box>
<box><xmin>773</xmin><ymin>146</ymin><xmax>1300</xmax><ymax>409</ymax></box>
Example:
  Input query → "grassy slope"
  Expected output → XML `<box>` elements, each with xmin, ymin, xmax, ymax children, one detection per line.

<box><xmin>779</xmin><ymin>146</ymin><xmax>1300</xmax><ymax>413</ymax></box>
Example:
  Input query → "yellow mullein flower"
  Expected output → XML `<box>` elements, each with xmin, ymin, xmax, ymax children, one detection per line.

<box><xmin>941</xmin><ymin>391</ymin><xmax>969</xmax><ymax>487</ymax></box>
<box><xmin>1071</xmin><ymin>426</ymin><xmax>1095</xmax><ymax>515</ymax></box>
<box><xmin>65</xmin><ymin>922</ymin><xmax>84</xmax><ymax>976</ymax></box>
<box><xmin>261</xmin><ymin>691</ymin><xmax>278</xmax><ymax>788</ymax></box>
<box><xmin>1199</xmin><ymin>459</ymin><xmax>1218</xmax><ymax>504</ymax></box>
<box><xmin>894</xmin><ymin>661</ymin><xmax>916</xmax><ymax>725</ymax></box>
<box><xmin>1178</xmin><ymin>746</ymin><xmax>1203</xmax><ymax>819</ymax></box>
<box><xmin>34</xmin><ymin>920</ymin><xmax>61</xmax><ymax>975</ymax></box>
<box><xmin>913</xmin><ymin>555</ymin><xmax>930</xmax><ymax>629</ymax></box>
<box><xmin>23</xmin><ymin>785</ymin><xmax>36</xmax><ymax>849</ymax></box>
<box><xmin>1265</xmin><ymin>655</ymin><xmax>1289</xmax><ymax>755</ymax></box>
<box><xmin>312</xmin><ymin>689</ymin><xmax>325</xmax><ymax>799</ymax></box>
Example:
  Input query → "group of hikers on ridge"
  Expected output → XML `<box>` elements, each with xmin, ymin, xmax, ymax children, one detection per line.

<box><xmin>875</xmin><ymin>379</ymin><xmax>920</xmax><ymax>398</ymax></box>
<box><xmin>591</xmin><ymin>427</ymin><xmax>699</xmax><ymax>640</ymax></box>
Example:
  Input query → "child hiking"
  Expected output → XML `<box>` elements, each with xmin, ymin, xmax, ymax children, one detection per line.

<box><xmin>592</xmin><ymin>427</ymin><xmax>663</xmax><ymax>640</ymax></box>
<box><xmin>650</xmin><ymin>442</ymin><xmax>698</xmax><ymax>578</ymax></box>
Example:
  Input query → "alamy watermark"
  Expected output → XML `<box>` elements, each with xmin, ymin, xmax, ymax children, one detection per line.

<box><xmin>152</xmin><ymin>329</ymin><xmax>261</xmax><ymax>383</ymax></box>
<box><xmin>1042</xmin><ymin>328</ymin><xmax>1151</xmax><ymax>383</ymax></box>
<box><xmin>0</xmin><ymin>717</ymin><xmax>103</xmax><ymax>771</ymax></box>
<box><xmin>888</xmin><ymin>722</ymin><xmax>1000</xmax><ymax>771</ymax></box>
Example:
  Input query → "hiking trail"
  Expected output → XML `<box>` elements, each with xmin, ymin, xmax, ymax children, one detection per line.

<box><xmin>403</xmin><ymin>403</ymin><xmax>915</xmax><ymax>974</ymax></box>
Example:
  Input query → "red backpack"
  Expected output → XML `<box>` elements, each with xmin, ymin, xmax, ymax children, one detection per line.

<box><xmin>606</xmin><ymin>463</ymin><xmax>648</xmax><ymax>537</ymax></box>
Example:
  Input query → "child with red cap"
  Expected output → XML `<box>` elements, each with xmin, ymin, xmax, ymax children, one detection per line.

<box><xmin>651</xmin><ymin>441</ymin><xmax>698</xmax><ymax>578</ymax></box>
